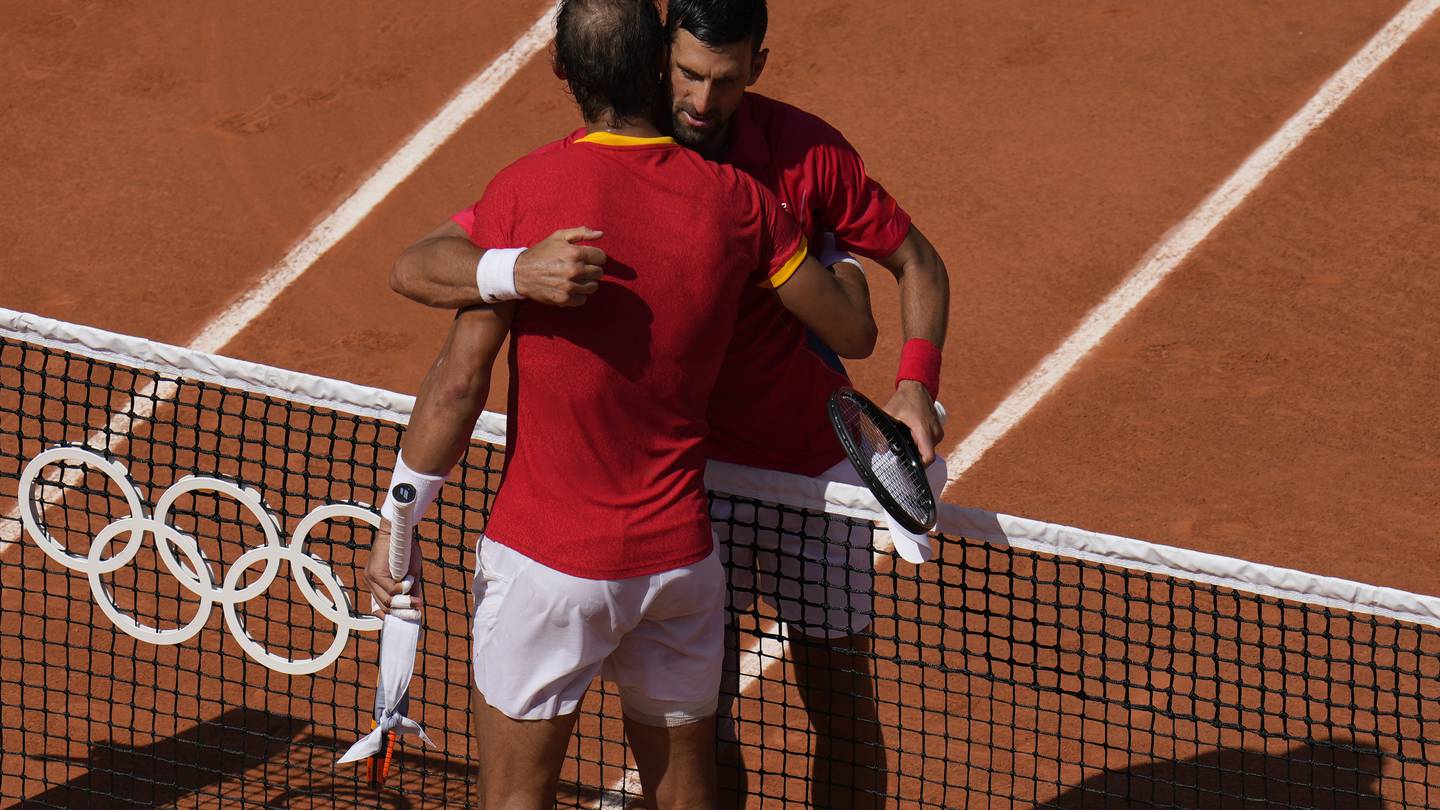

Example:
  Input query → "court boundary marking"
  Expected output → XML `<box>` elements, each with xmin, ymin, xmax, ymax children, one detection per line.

<box><xmin>605</xmin><ymin>0</ymin><xmax>1440</xmax><ymax>804</ymax></box>
<box><xmin>7</xmin><ymin>0</ymin><xmax>1437</xmax><ymax>804</ymax></box>
<box><xmin>0</xmin><ymin>2</ymin><xmax>559</xmax><ymax>557</ymax></box>
<box><xmin>940</xmin><ymin>0</ymin><xmax>1440</xmax><ymax>492</ymax></box>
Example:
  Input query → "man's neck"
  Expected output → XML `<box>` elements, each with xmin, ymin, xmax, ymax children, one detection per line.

<box><xmin>694</xmin><ymin>122</ymin><xmax>731</xmax><ymax>161</ymax></box>
<box><xmin>584</xmin><ymin>115</ymin><xmax>664</xmax><ymax>139</ymax></box>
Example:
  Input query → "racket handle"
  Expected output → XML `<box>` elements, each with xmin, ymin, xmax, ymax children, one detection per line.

<box><xmin>387</xmin><ymin>483</ymin><xmax>417</xmax><ymax>581</ymax></box>
<box><xmin>933</xmin><ymin>401</ymin><xmax>948</xmax><ymax>427</ymax></box>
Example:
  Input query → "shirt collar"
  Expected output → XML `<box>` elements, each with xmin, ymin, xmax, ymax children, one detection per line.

<box><xmin>575</xmin><ymin>131</ymin><xmax>677</xmax><ymax>148</ymax></box>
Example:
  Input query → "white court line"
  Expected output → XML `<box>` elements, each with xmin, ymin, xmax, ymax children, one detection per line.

<box><xmin>941</xmin><ymin>0</ymin><xmax>1440</xmax><ymax>492</ymax></box>
<box><xmin>191</xmin><ymin>3</ymin><xmax>559</xmax><ymax>354</ymax></box>
<box><xmin>586</xmin><ymin>2</ymin><xmax>1440</xmax><ymax>805</ymax></box>
<box><xmin>0</xmin><ymin>3</ymin><xmax>559</xmax><ymax>555</ymax></box>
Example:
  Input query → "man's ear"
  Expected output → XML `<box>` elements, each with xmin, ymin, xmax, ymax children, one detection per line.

<box><xmin>552</xmin><ymin>47</ymin><xmax>567</xmax><ymax>81</ymax></box>
<box><xmin>748</xmin><ymin>48</ymin><xmax>769</xmax><ymax>87</ymax></box>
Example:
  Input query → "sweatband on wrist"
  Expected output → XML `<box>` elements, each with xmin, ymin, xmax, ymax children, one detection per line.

<box><xmin>476</xmin><ymin>248</ymin><xmax>526</xmax><ymax>303</ymax></box>
<box><xmin>895</xmin><ymin>338</ymin><xmax>942</xmax><ymax>399</ymax></box>
<box><xmin>817</xmin><ymin>232</ymin><xmax>863</xmax><ymax>274</ymax></box>
<box><xmin>380</xmin><ymin>453</ymin><xmax>449</xmax><ymax>523</ymax></box>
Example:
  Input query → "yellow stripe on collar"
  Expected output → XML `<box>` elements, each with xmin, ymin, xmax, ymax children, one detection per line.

<box><xmin>576</xmin><ymin>132</ymin><xmax>677</xmax><ymax>147</ymax></box>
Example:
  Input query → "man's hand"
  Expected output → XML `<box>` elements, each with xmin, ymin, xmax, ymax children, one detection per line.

<box><xmin>514</xmin><ymin>227</ymin><xmax>607</xmax><ymax>306</ymax></box>
<box><xmin>885</xmin><ymin>380</ymin><xmax>944</xmax><ymax>465</ymax></box>
<box><xmin>363</xmin><ymin>518</ymin><xmax>424</xmax><ymax>618</ymax></box>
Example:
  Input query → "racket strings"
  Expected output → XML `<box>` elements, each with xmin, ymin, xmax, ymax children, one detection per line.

<box><xmin>833</xmin><ymin>393</ymin><xmax>933</xmax><ymax>527</ymax></box>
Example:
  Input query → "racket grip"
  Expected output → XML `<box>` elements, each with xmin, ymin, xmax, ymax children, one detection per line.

<box><xmin>387</xmin><ymin>483</ymin><xmax>417</xmax><ymax>581</ymax></box>
<box><xmin>933</xmin><ymin>401</ymin><xmax>948</xmax><ymax>427</ymax></box>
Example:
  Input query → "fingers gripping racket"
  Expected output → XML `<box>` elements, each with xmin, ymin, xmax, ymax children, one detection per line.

<box><xmin>827</xmin><ymin>387</ymin><xmax>937</xmax><ymax>535</ymax></box>
<box><xmin>385</xmin><ymin>483</ymin><xmax>421</xmax><ymax>622</ymax></box>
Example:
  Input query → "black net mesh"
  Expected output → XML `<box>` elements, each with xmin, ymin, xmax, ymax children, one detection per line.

<box><xmin>3</xmin><ymin>331</ymin><xmax>1439</xmax><ymax>809</ymax></box>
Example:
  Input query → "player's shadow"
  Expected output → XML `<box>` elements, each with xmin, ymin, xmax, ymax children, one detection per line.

<box><xmin>16</xmin><ymin>706</ymin><xmax>307</xmax><ymax>808</ymax></box>
<box><xmin>1038</xmin><ymin>738</ymin><xmax>1388</xmax><ymax>810</ymax></box>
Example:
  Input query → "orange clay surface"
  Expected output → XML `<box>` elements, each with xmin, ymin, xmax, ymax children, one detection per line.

<box><xmin>7</xmin><ymin>0</ymin><xmax>1430</xmax><ymax>588</ymax></box>
<box><xmin>4</xmin><ymin>0</ymin><xmax>1439</xmax><ymax>804</ymax></box>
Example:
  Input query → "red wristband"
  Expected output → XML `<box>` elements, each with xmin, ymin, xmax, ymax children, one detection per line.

<box><xmin>895</xmin><ymin>338</ymin><xmax>942</xmax><ymax>399</ymax></box>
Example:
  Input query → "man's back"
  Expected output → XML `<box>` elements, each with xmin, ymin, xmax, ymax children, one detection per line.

<box><xmin>462</xmin><ymin>132</ymin><xmax>805</xmax><ymax>578</ymax></box>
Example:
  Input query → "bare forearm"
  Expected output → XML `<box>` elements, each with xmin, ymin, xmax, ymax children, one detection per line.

<box><xmin>876</xmin><ymin>227</ymin><xmax>950</xmax><ymax>460</ymax></box>
<box><xmin>391</xmin><ymin>236</ymin><xmax>488</xmax><ymax>310</ymax></box>
<box><xmin>831</xmin><ymin>263</ymin><xmax>877</xmax><ymax>358</ymax></box>
<box><xmin>393</xmin><ymin>219</ymin><xmax>608</xmax><ymax>310</ymax></box>
<box><xmin>882</xmin><ymin>227</ymin><xmax>950</xmax><ymax>345</ymax></box>
<box><xmin>399</xmin><ymin>307</ymin><xmax>512</xmax><ymax>473</ymax></box>
<box><xmin>400</xmin><ymin>354</ymin><xmax>492</xmax><ymax>473</ymax></box>
<box><xmin>775</xmin><ymin>256</ymin><xmax>877</xmax><ymax>359</ymax></box>
<box><xmin>899</xmin><ymin>260</ymin><xmax>948</xmax><ymax>344</ymax></box>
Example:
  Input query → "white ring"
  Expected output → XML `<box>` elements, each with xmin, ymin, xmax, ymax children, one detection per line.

<box><xmin>17</xmin><ymin>446</ymin><xmax>386</xmax><ymax>674</ymax></box>
<box><xmin>88</xmin><ymin>517</ymin><xmax>216</xmax><ymax>646</ymax></box>
<box><xmin>19</xmin><ymin>446</ymin><xmax>147</xmax><ymax>573</ymax></box>
<box><xmin>153</xmin><ymin>475</ymin><xmax>283</xmax><ymax>603</ymax></box>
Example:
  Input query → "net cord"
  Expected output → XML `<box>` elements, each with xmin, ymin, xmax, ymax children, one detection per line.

<box><xmin>6</xmin><ymin>305</ymin><xmax>1440</xmax><ymax>629</ymax></box>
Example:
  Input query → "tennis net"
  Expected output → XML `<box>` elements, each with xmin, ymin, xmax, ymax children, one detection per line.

<box><xmin>2</xmin><ymin>307</ymin><xmax>1438</xmax><ymax>809</ymax></box>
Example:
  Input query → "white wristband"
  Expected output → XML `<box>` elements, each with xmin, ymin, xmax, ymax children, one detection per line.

<box><xmin>476</xmin><ymin>247</ymin><xmax>526</xmax><ymax>303</ymax></box>
<box><xmin>818</xmin><ymin>232</ymin><xmax>863</xmax><ymax>274</ymax></box>
<box><xmin>380</xmin><ymin>453</ymin><xmax>449</xmax><ymax>523</ymax></box>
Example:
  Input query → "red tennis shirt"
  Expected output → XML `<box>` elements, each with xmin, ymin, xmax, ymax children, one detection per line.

<box><xmin>456</xmin><ymin>131</ymin><xmax>807</xmax><ymax>579</ymax></box>
<box><xmin>705</xmin><ymin>93</ymin><xmax>914</xmax><ymax>476</ymax></box>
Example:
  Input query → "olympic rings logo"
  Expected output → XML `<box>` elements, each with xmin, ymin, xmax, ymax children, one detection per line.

<box><xmin>18</xmin><ymin>446</ymin><xmax>383</xmax><ymax>675</ymax></box>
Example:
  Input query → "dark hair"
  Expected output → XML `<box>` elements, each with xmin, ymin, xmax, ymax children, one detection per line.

<box><xmin>665</xmin><ymin>0</ymin><xmax>768</xmax><ymax>51</ymax></box>
<box><xmin>554</xmin><ymin>0</ymin><xmax>665</xmax><ymax>124</ymax></box>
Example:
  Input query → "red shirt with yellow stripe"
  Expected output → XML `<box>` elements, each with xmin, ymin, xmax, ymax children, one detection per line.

<box><xmin>705</xmin><ymin>93</ymin><xmax>914</xmax><ymax>476</ymax></box>
<box><xmin>455</xmin><ymin>131</ymin><xmax>807</xmax><ymax>578</ymax></box>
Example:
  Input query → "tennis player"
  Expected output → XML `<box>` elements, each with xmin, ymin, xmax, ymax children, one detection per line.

<box><xmin>365</xmin><ymin>1</ymin><xmax>876</xmax><ymax>807</ymax></box>
<box><xmin>661</xmin><ymin>4</ymin><xmax>950</xmax><ymax>806</ymax></box>
<box><xmin>388</xmin><ymin>1</ymin><xmax>950</xmax><ymax>805</ymax></box>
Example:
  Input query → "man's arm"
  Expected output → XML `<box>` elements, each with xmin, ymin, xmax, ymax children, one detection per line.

<box><xmin>773</xmin><ymin>255</ymin><xmax>877</xmax><ymax>360</ymax></box>
<box><xmin>875</xmin><ymin>225</ymin><xmax>950</xmax><ymax>465</ymax></box>
<box><xmin>391</xmin><ymin>220</ymin><xmax>607</xmax><ymax>309</ymax></box>
<box><xmin>364</xmin><ymin>304</ymin><xmax>513</xmax><ymax>614</ymax></box>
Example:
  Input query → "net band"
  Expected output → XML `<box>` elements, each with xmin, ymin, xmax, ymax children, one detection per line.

<box><xmin>4</xmin><ymin>307</ymin><xmax>1435</xmax><ymax>627</ymax></box>
<box><xmin>3</xmin><ymin>306</ymin><xmax>1438</xmax><ymax>808</ymax></box>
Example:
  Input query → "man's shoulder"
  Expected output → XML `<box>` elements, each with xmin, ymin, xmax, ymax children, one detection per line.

<box><xmin>741</xmin><ymin>93</ymin><xmax>852</xmax><ymax>154</ymax></box>
<box><xmin>503</xmin><ymin>133</ymin><xmax>579</xmax><ymax>171</ymax></box>
<box><xmin>703</xmin><ymin>155</ymin><xmax>778</xmax><ymax>210</ymax></box>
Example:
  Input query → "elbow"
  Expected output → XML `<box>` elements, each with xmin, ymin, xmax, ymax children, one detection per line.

<box><xmin>390</xmin><ymin>251</ymin><xmax>422</xmax><ymax>302</ymax></box>
<box><xmin>835</xmin><ymin>319</ymin><xmax>879</xmax><ymax>360</ymax></box>
<box><xmin>432</xmin><ymin>351</ymin><xmax>493</xmax><ymax>411</ymax></box>
<box><xmin>441</xmin><ymin>366</ymin><xmax>492</xmax><ymax>409</ymax></box>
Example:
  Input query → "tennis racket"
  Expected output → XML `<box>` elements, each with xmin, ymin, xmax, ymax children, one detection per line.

<box><xmin>367</xmin><ymin>481</ymin><xmax>418</xmax><ymax>785</ymax></box>
<box><xmin>385</xmin><ymin>482</ymin><xmax>421</xmax><ymax>622</ymax></box>
<box><xmin>827</xmin><ymin>387</ymin><xmax>937</xmax><ymax>535</ymax></box>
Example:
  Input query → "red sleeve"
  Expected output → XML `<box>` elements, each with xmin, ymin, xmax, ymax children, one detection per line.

<box><xmin>451</xmin><ymin>205</ymin><xmax>478</xmax><ymax>239</ymax></box>
<box><xmin>751</xmin><ymin>181</ymin><xmax>808</xmax><ymax>289</ymax></box>
<box><xmin>451</xmin><ymin>174</ymin><xmax>515</xmax><ymax>247</ymax></box>
<box><xmin>813</xmin><ymin>130</ymin><xmax>912</xmax><ymax>260</ymax></box>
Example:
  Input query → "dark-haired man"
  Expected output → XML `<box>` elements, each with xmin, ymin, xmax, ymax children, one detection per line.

<box><xmin>661</xmin><ymin>4</ymin><xmax>951</xmax><ymax>807</ymax></box>
<box><xmin>366</xmin><ymin>1</ymin><xmax>876</xmax><ymax>807</ymax></box>
<box><xmin>388</xmin><ymin>1</ymin><xmax>950</xmax><ymax>806</ymax></box>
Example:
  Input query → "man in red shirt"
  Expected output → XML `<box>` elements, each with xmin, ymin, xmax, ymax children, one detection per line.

<box><xmin>662</xmin><ymin>5</ymin><xmax>950</xmax><ymax>806</ymax></box>
<box><xmin>389</xmin><ymin>2</ymin><xmax>951</xmax><ymax>806</ymax></box>
<box><xmin>367</xmin><ymin>1</ymin><xmax>876</xmax><ymax>807</ymax></box>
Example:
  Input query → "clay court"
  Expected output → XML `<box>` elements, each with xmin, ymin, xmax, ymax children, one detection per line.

<box><xmin>3</xmin><ymin>1</ymin><xmax>1439</xmax><ymax>807</ymax></box>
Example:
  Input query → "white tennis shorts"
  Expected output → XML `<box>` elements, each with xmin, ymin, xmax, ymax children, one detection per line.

<box><xmin>713</xmin><ymin>455</ymin><xmax>947</xmax><ymax>639</ymax></box>
<box><xmin>470</xmin><ymin>536</ymin><xmax>726</xmax><ymax>726</ymax></box>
